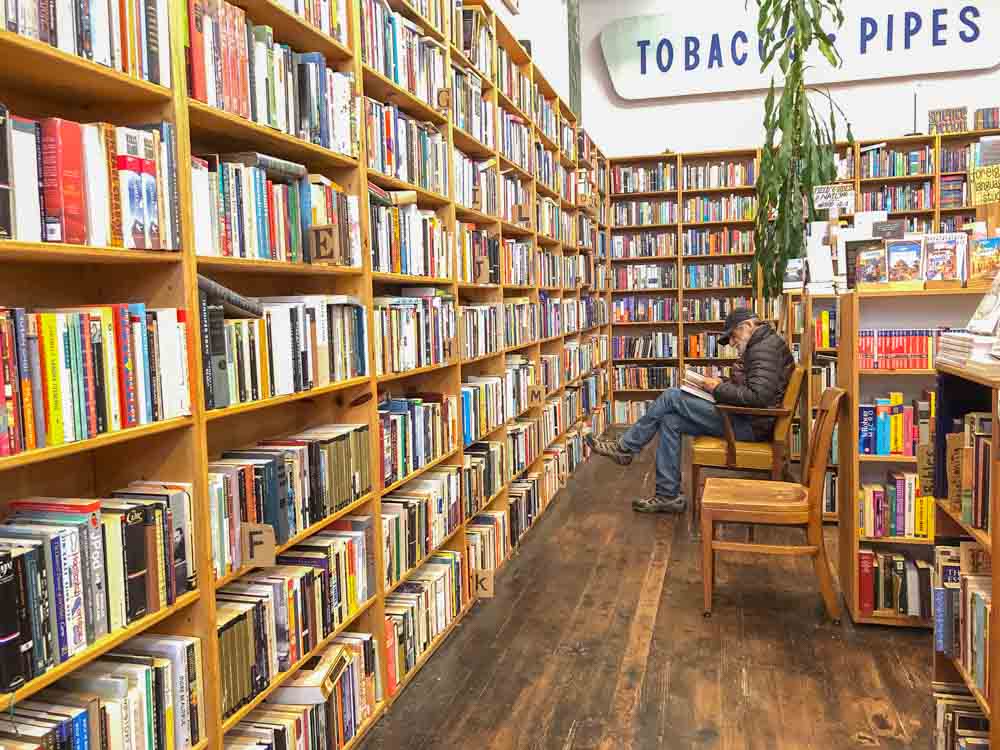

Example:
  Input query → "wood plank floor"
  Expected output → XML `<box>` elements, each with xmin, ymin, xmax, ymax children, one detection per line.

<box><xmin>359</xmin><ymin>441</ymin><xmax>932</xmax><ymax>750</ymax></box>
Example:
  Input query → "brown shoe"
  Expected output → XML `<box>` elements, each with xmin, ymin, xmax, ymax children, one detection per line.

<box><xmin>585</xmin><ymin>433</ymin><xmax>633</xmax><ymax>465</ymax></box>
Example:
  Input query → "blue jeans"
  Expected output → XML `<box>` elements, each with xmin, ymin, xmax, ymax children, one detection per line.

<box><xmin>620</xmin><ymin>388</ymin><xmax>754</xmax><ymax>498</ymax></box>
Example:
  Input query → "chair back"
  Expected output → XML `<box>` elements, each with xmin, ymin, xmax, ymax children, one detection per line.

<box><xmin>803</xmin><ymin>387</ymin><xmax>846</xmax><ymax>521</ymax></box>
<box><xmin>772</xmin><ymin>365</ymin><xmax>806</xmax><ymax>443</ymax></box>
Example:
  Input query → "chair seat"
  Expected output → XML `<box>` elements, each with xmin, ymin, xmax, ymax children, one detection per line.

<box><xmin>702</xmin><ymin>477</ymin><xmax>808</xmax><ymax>515</ymax></box>
<box><xmin>691</xmin><ymin>436</ymin><xmax>775</xmax><ymax>471</ymax></box>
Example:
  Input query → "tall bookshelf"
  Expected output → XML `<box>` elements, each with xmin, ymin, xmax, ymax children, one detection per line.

<box><xmin>608</xmin><ymin>149</ymin><xmax>767</xmax><ymax>424</ymax></box>
<box><xmin>0</xmin><ymin>0</ymin><xmax>613</xmax><ymax>746</ymax></box>
<box><xmin>836</xmin><ymin>289</ymin><xmax>983</xmax><ymax>628</ymax></box>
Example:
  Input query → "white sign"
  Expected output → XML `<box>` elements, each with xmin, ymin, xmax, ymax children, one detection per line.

<box><xmin>813</xmin><ymin>184</ymin><xmax>856</xmax><ymax>211</ymax></box>
<box><xmin>600</xmin><ymin>1</ymin><xmax>999</xmax><ymax>100</ymax></box>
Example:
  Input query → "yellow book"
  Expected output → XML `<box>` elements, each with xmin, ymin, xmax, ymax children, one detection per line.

<box><xmin>821</xmin><ymin>310</ymin><xmax>830</xmax><ymax>349</ymax></box>
<box><xmin>257</xmin><ymin>319</ymin><xmax>270</xmax><ymax>399</ymax></box>
<box><xmin>38</xmin><ymin>313</ymin><xmax>64</xmax><ymax>447</ymax></box>
<box><xmin>889</xmin><ymin>391</ymin><xmax>903</xmax><ymax>454</ymax></box>
<box><xmin>914</xmin><ymin>496</ymin><xmax>926</xmax><ymax>538</ymax></box>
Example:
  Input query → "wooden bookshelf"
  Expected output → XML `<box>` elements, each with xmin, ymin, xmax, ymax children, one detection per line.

<box><xmin>0</xmin><ymin>0</ymin><xmax>613</xmax><ymax>746</ymax></box>
<box><xmin>930</xmin><ymin>365</ymin><xmax>1000</xmax><ymax>741</ymax></box>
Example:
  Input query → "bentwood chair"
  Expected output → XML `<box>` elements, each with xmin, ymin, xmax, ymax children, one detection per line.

<box><xmin>700</xmin><ymin>387</ymin><xmax>845</xmax><ymax>622</ymax></box>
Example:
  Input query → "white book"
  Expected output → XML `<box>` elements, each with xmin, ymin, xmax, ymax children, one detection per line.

<box><xmin>148</xmin><ymin>308</ymin><xmax>184</xmax><ymax>418</ymax></box>
<box><xmin>115</xmin><ymin>127</ymin><xmax>146</xmax><ymax>249</ymax></box>
<box><xmin>158</xmin><ymin>139</ymin><xmax>172</xmax><ymax>249</ymax></box>
<box><xmin>253</xmin><ymin>38</ymin><xmax>267</xmax><ymax>123</ymax></box>
<box><xmin>89</xmin><ymin>0</ymin><xmax>111</xmax><ymax>66</ymax></box>
<box><xmin>264</xmin><ymin>306</ymin><xmax>295</xmax><ymax>395</ymax></box>
<box><xmin>82</xmin><ymin>124</ymin><xmax>111</xmax><ymax>247</ymax></box>
<box><xmin>138</xmin><ymin>129</ymin><xmax>158</xmax><ymax>249</ymax></box>
<box><xmin>55</xmin><ymin>0</ymin><xmax>75</xmax><ymax>54</ymax></box>
<box><xmin>156</xmin><ymin>0</ymin><xmax>170</xmax><ymax>88</ymax></box>
<box><xmin>108</xmin><ymin>0</ymin><xmax>122</xmax><ymax>70</ymax></box>
<box><xmin>10</xmin><ymin>117</ymin><xmax>42</xmax><ymax>242</ymax></box>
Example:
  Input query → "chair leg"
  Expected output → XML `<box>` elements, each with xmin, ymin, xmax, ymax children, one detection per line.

<box><xmin>701</xmin><ymin>512</ymin><xmax>714</xmax><ymax>616</ymax></box>
<box><xmin>808</xmin><ymin>523</ymin><xmax>842</xmax><ymax>623</ymax></box>
<box><xmin>690</xmin><ymin>464</ymin><xmax>702</xmax><ymax>537</ymax></box>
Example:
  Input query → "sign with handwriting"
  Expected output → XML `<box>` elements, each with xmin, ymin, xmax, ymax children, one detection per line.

<box><xmin>971</xmin><ymin>164</ymin><xmax>1000</xmax><ymax>205</ymax></box>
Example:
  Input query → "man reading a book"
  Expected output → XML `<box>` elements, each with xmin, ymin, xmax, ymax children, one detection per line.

<box><xmin>586</xmin><ymin>309</ymin><xmax>795</xmax><ymax>513</ymax></box>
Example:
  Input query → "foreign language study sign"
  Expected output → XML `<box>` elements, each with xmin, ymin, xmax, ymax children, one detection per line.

<box><xmin>600</xmin><ymin>2</ymin><xmax>999</xmax><ymax>100</ymax></box>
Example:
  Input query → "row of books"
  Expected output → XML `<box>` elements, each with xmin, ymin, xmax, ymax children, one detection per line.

<box><xmin>611</xmin><ymin>296</ymin><xmax>678</xmax><ymax>323</ymax></box>
<box><xmin>685</xmin><ymin>333</ymin><xmax>738</xmax><ymax>360</ymax></box>
<box><xmin>940</xmin><ymin>175</ymin><xmax>968</xmax><ymax>209</ymax></box>
<box><xmin>460</xmin><ymin>374</ymin><xmax>506</xmax><ymax>446</ymax></box>
<box><xmin>4</xmin><ymin>0</ymin><xmax>172</xmax><ymax>85</ymax></box>
<box><xmin>0</xmin><ymin>486</ymin><xmax>196</xmax><ymax>689</ymax></box>
<box><xmin>813</xmin><ymin>309</ymin><xmax>838</xmax><ymax>349</ymax></box>
<box><xmin>933</xmin><ymin>544</ymin><xmax>991</xmax><ymax>700</ymax></box>
<box><xmin>610</xmin><ymin>163</ymin><xmax>675</xmax><ymax>194</ymax></box>
<box><xmin>227</xmin><ymin>633</ymin><xmax>382</xmax><ymax>749</ymax></box>
<box><xmin>682</xmin><ymin>160</ymin><xmax>757</xmax><ymax>189</ymax></box>
<box><xmin>682</xmin><ymin>228</ymin><xmax>753</xmax><ymax>257</ymax></box>
<box><xmin>856</xmin><ymin>328</ymin><xmax>948</xmax><ymax>370</ymax></box>
<box><xmin>191</xmin><ymin>152</ymin><xmax>362</xmax><ymax>265</ymax></box>
<box><xmin>508</xmin><ymin>474</ymin><xmax>543</xmax><ymax>544</ymax></box>
<box><xmin>454</xmin><ymin>152</ymin><xmax>497</xmax><ymax>214</ymax></box>
<box><xmin>858</xmin><ymin>393</ymin><xmax>933</xmax><ymax>456</ymax></box>
<box><xmin>207</xmin><ymin>422</ymin><xmax>371</xmax><ymax>574</ymax></box>
<box><xmin>538</xmin><ymin>249</ymin><xmax>561</xmax><ymax>288</ymax></box>
<box><xmin>860</xmin><ymin>182</ymin><xmax>934</xmax><ymax>212</ymax></box>
<box><xmin>857</xmin><ymin>548</ymin><xmax>932</xmax><ymax>619</ymax></box>
<box><xmin>613</xmin><ymin>398</ymin><xmax>654</xmax><ymax>424</ymax></box>
<box><xmin>369</xmin><ymin>186</ymin><xmax>451</xmax><ymax>276</ymax></box>
<box><xmin>467</xmin><ymin>511</ymin><xmax>508</xmax><ymax>573</ymax></box>
<box><xmin>613</xmin><ymin>200</ymin><xmax>677</xmax><ymax>227</ymax></box>
<box><xmin>199</xmin><ymin>292</ymin><xmax>368</xmax><ymax>411</ymax></box>
<box><xmin>456</xmin><ymin>6</ymin><xmax>493</xmax><ymax>80</ymax></box>
<box><xmin>504</xmin><ymin>298</ymin><xmax>538</xmax><ymax>348</ymax></box>
<box><xmin>500</xmin><ymin>171</ymin><xmax>531</xmax><ymax>226</ymax></box>
<box><xmin>682</xmin><ymin>296</ymin><xmax>760</xmax><ymax>322</ymax></box>
<box><xmin>499</xmin><ymin>110</ymin><xmax>531</xmax><ymax>171</ymax></box>
<box><xmin>384</xmin><ymin>550</ymin><xmax>465</xmax><ymax>693</ymax></box>
<box><xmin>453</xmin><ymin>65</ymin><xmax>495</xmax><ymax>147</ymax></box>
<box><xmin>681</xmin><ymin>195</ymin><xmax>756</xmax><ymax>223</ymax></box>
<box><xmin>459</xmin><ymin>304</ymin><xmax>501</xmax><ymax>360</ymax></box>
<box><xmin>383</xmin><ymin>469</ymin><xmax>462</xmax><ymax>587</ymax></box>
<box><xmin>849</xmin><ymin>234</ymin><xmax>980</xmax><ymax>288</ymax></box>
<box><xmin>497</xmin><ymin>46</ymin><xmax>531</xmax><ymax>117</ymax></box>
<box><xmin>932</xmin><ymin>681</ymin><xmax>989</xmax><ymax>749</ymax></box>
<box><xmin>372</xmin><ymin>290</ymin><xmax>455</xmax><ymax>376</ymax></box>
<box><xmin>464</xmin><ymin>440</ymin><xmax>506</xmax><ymax>516</ymax></box>
<box><xmin>857</xmin><ymin>474</ymin><xmax>935</xmax><ymax>539</ymax></box>
<box><xmin>612</xmin><ymin>332</ymin><xmax>678</xmax><ymax>360</ymax></box>
<box><xmin>612</xmin><ymin>263</ymin><xmax>676</xmax><ymax>290</ymax></box>
<box><xmin>563</xmin><ymin>338</ymin><xmax>603</xmax><ymax>382</ymax></box>
<box><xmin>682</xmin><ymin>261</ymin><xmax>753</xmax><ymax>289</ymax></box>
<box><xmin>504</xmin><ymin>239</ymin><xmax>533</xmax><ymax>287</ymax></box>
<box><xmin>189</xmin><ymin>5</ymin><xmax>358</xmax><ymax>158</ymax></box>
<box><xmin>859</xmin><ymin>145</ymin><xmax>934</xmax><ymax>178</ymax></box>
<box><xmin>456</xmin><ymin>223</ymin><xmax>498</xmax><ymax>284</ymax></box>
<box><xmin>0</xmin><ymin>635</ymin><xmax>206</xmax><ymax>750</ymax></box>
<box><xmin>534</xmin><ymin>143</ymin><xmax>558</xmax><ymax>193</ymax></box>
<box><xmin>0</xmin><ymin>112</ymin><xmax>179</xmax><ymax>249</ymax></box>
<box><xmin>943</xmin><ymin>413</ymin><xmax>993</xmax><ymax>534</ymax></box>
<box><xmin>360</xmin><ymin>0</ymin><xmax>447</xmax><ymax>111</ymax></box>
<box><xmin>364</xmin><ymin>98</ymin><xmax>449</xmax><ymax>196</ymax></box>
<box><xmin>612</xmin><ymin>365</ymin><xmax>676</xmax><ymax>391</ymax></box>
<box><xmin>378</xmin><ymin>393</ymin><xmax>458</xmax><ymax>488</ymax></box>
<box><xmin>536</xmin><ymin>197</ymin><xmax>563</xmax><ymax>240</ymax></box>
<box><xmin>559</xmin><ymin>121</ymin><xmax>576</xmax><ymax>161</ymax></box>
<box><xmin>0</xmin><ymin>304</ymin><xmax>190</xmax><ymax>456</ymax></box>
<box><xmin>532</xmin><ymin>87</ymin><xmax>557</xmax><ymax>143</ymax></box>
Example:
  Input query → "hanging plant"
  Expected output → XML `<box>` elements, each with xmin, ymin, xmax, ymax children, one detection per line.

<box><xmin>753</xmin><ymin>0</ymin><xmax>853</xmax><ymax>299</ymax></box>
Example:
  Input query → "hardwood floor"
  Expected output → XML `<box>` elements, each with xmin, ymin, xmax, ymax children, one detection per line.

<box><xmin>359</xmin><ymin>442</ymin><xmax>932</xmax><ymax>750</ymax></box>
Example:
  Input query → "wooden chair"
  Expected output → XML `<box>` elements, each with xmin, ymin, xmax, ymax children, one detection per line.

<box><xmin>689</xmin><ymin>365</ymin><xmax>805</xmax><ymax>531</ymax></box>
<box><xmin>700</xmin><ymin>387</ymin><xmax>845</xmax><ymax>622</ymax></box>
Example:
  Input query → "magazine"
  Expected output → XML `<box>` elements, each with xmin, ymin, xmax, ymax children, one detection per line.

<box><xmin>922</xmin><ymin>233</ymin><xmax>967</xmax><ymax>282</ymax></box>
<box><xmin>681</xmin><ymin>369</ymin><xmax>717</xmax><ymax>403</ymax></box>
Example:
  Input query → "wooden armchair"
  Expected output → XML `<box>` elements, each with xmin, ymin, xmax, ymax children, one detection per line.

<box><xmin>689</xmin><ymin>365</ymin><xmax>805</xmax><ymax>531</ymax></box>
<box><xmin>700</xmin><ymin>387</ymin><xmax>846</xmax><ymax>621</ymax></box>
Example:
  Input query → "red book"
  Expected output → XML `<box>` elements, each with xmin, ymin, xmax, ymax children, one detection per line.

<box><xmin>266</xmin><ymin>180</ymin><xmax>276</xmax><ymax>258</ymax></box>
<box><xmin>384</xmin><ymin>616</ymin><xmax>398</xmax><ymax>695</ymax></box>
<box><xmin>0</xmin><ymin>314</ymin><xmax>9</xmax><ymax>456</ymax></box>
<box><xmin>903</xmin><ymin>406</ymin><xmax>914</xmax><ymax>456</ymax></box>
<box><xmin>858</xmin><ymin>549</ymin><xmax>875</xmax><ymax>615</ymax></box>
<box><xmin>10</xmin><ymin>497</ymin><xmax>102</xmax><ymax>513</ymax></box>
<box><xmin>187</xmin><ymin>0</ymin><xmax>207</xmax><ymax>101</ymax></box>
<box><xmin>40</xmin><ymin>118</ymin><xmax>88</xmax><ymax>245</ymax></box>
<box><xmin>0</xmin><ymin>312</ymin><xmax>22</xmax><ymax>454</ymax></box>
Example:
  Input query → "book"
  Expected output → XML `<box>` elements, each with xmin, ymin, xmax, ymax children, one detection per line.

<box><xmin>372</xmin><ymin>292</ymin><xmax>456</xmax><ymax>377</ymax></box>
<box><xmin>922</xmin><ymin>233</ymin><xmax>968</xmax><ymax>283</ymax></box>
<box><xmin>680</xmin><ymin>369</ymin><xmax>716</xmax><ymax>403</ymax></box>
<box><xmin>886</xmin><ymin>238</ymin><xmax>924</xmax><ymax>287</ymax></box>
<box><xmin>969</xmin><ymin>237</ymin><xmax>1000</xmax><ymax>286</ymax></box>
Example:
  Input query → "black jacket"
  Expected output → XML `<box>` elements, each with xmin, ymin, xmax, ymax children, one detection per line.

<box><xmin>713</xmin><ymin>323</ymin><xmax>795</xmax><ymax>440</ymax></box>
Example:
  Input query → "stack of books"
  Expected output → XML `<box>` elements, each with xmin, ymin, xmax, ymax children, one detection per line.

<box><xmin>467</xmin><ymin>512</ymin><xmax>509</xmax><ymax>572</ymax></box>
<box><xmin>503</xmin><ymin>298</ymin><xmax>537</xmax><ymax>348</ymax></box>
<box><xmin>378</xmin><ymin>394</ymin><xmax>458</xmax><ymax>488</ymax></box>
<box><xmin>857</xmin><ymin>392</ymin><xmax>933</xmax><ymax>456</ymax></box>
<box><xmin>858</xmin><ymin>474</ymin><xmax>935</xmax><ymax>539</ymax></box>
<box><xmin>383</xmin><ymin>470</ymin><xmax>462</xmax><ymax>582</ymax></box>
<box><xmin>857</xmin><ymin>548</ymin><xmax>933</xmax><ymax>619</ymax></box>
<box><xmin>364</xmin><ymin>99</ymin><xmax>448</xmax><ymax>195</ymax></box>
<box><xmin>372</xmin><ymin>290</ymin><xmax>456</xmax><ymax>376</ymax></box>
<box><xmin>933</xmin><ymin>544</ymin><xmax>992</xmax><ymax>700</ymax></box>
<box><xmin>610</xmin><ymin>230</ymin><xmax>676</xmax><ymax>259</ymax></box>
<box><xmin>369</xmin><ymin>186</ymin><xmax>451</xmax><ymax>277</ymax></box>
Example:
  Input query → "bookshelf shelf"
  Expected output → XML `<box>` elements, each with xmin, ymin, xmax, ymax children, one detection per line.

<box><xmin>372</xmin><ymin>272</ymin><xmax>454</xmax><ymax>284</ymax></box>
<box><xmin>858</xmin><ymin>174</ymin><xmax>936</xmax><ymax>183</ymax></box>
<box><xmin>858</xmin><ymin>536</ymin><xmax>935</xmax><ymax>546</ymax></box>
<box><xmin>611</xmin><ymin>287</ymin><xmax>678</xmax><ymax>294</ymax></box>
<box><xmin>498</xmin><ymin>155</ymin><xmax>534</xmax><ymax>182</ymax></box>
<box><xmin>231</xmin><ymin>0</ymin><xmax>354</xmax><ymax>61</ymax></box>
<box><xmin>680</xmin><ymin>184</ymin><xmax>756</xmax><ymax>194</ymax></box>
<box><xmin>0</xmin><ymin>416</ymin><xmax>193</xmax><ymax>474</ymax></box>
<box><xmin>360</xmin><ymin>64</ymin><xmax>448</xmax><ymax>124</ymax></box>
<box><xmin>610</xmin><ymin>190</ymin><xmax>677</xmax><ymax>199</ymax></box>
<box><xmin>937</xmin><ymin>362</ymin><xmax>1000</xmax><ymax>389</ymax></box>
<box><xmin>381</xmin><ymin>447</ymin><xmax>461</xmax><ymax>496</ymax></box>
<box><xmin>0</xmin><ymin>33</ymin><xmax>173</xmax><ymax>104</ymax></box>
<box><xmin>220</xmin><ymin>595</ymin><xmax>379</xmax><ymax>732</ymax></box>
<box><xmin>386</xmin><ymin>525</ymin><xmax>465</xmax><ymax>595</ymax></box>
<box><xmin>535</xmin><ymin>129</ymin><xmax>560</xmax><ymax>154</ymax></box>
<box><xmin>199</xmin><ymin>256</ymin><xmax>364</xmax><ymax>276</ymax></box>
<box><xmin>497</xmin><ymin>90</ymin><xmax>532</xmax><ymax>124</ymax></box>
<box><xmin>376</xmin><ymin>360</ymin><xmax>458</xmax><ymax>383</ymax></box>
<box><xmin>537</xmin><ymin>234</ymin><xmax>561</xmax><ymax>247</ymax></box>
<box><xmin>455</xmin><ymin>204</ymin><xmax>499</xmax><ymax>224</ymax></box>
<box><xmin>388</xmin><ymin>602</ymin><xmax>474</xmax><ymax>701</ymax></box>
<box><xmin>612</xmin><ymin>223</ymin><xmax>678</xmax><ymax>231</ymax></box>
<box><xmin>187</xmin><ymin>100</ymin><xmax>359</xmax><ymax>171</ymax></box>
<box><xmin>683</xmin><ymin>219</ymin><xmax>756</xmax><ymax>227</ymax></box>
<box><xmin>684</xmin><ymin>285</ymin><xmax>754</xmax><ymax>292</ymax></box>
<box><xmin>0</xmin><ymin>589</ymin><xmax>200</xmax><ymax>712</ymax></box>
<box><xmin>858</xmin><ymin>287</ymin><xmax>985</xmax><ymax>298</ymax></box>
<box><xmin>365</xmin><ymin>170</ymin><xmax>451</xmax><ymax>207</ymax></box>
<box><xmin>452</xmin><ymin>125</ymin><xmax>495</xmax><ymax>158</ymax></box>
<box><xmin>611</xmin><ymin>320</ymin><xmax>679</xmax><ymax>326</ymax></box>
<box><xmin>935</xmin><ymin>498</ymin><xmax>991</xmax><ymax>551</ymax></box>
<box><xmin>499</xmin><ymin>219</ymin><xmax>534</xmax><ymax>236</ymax></box>
<box><xmin>610</xmin><ymin>255</ymin><xmax>676</xmax><ymax>263</ymax></box>
<box><xmin>951</xmin><ymin>656</ymin><xmax>993</xmax><ymax>718</ymax></box>
<box><xmin>535</xmin><ymin>181</ymin><xmax>560</xmax><ymax>200</ymax></box>
<box><xmin>382</xmin><ymin>0</ymin><xmax>446</xmax><ymax>42</ymax></box>
<box><xmin>204</xmin><ymin>375</ymin><xmax>372</xmax><ymax>421</ymax></box>
<box><xmin>462</xmin><ymin>350</ymin><xmax>505</xmax><ymax>365</ymax></box>
<box><xmin>854</xmin><ymin>613</ymin><xmax>932</xmax><ymax>628</ymax></box>
<box><xmin>681</xmin><ymin>252</ymin><xmax>756</xmax><ymax>262</ymax></box>
<box><xmin>858</xmin><ymin>455</ymin><xmax>919</xmax><ymax>463</ymax></box>
<box><xmin>0</xmin><ymin>242</ymin><xmax>183</xmax><ymax>265</ymax></box>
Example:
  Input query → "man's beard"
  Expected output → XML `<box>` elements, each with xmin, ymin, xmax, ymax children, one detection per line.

<box><xmin>735</xmin><ymin>340</ymin><xmax>748</xmax><ymax>356</ymax></box>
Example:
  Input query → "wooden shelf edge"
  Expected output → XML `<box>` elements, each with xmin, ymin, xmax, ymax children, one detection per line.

<box><xmin>949</xmin><ymin>656</ymin><xmax>992</xmax><ymax>718</ymax></box>
<box><xmin>935</xmin><ymin>498</ymin><xmax>992</xmax><ymax>552</ymax></box>
<box><xmin>206</xmin><ymin>376</ymin><xmax>372</xmax><ymax>422</ymax></box>
<box><xmin>0</xmin><ymin>241</ymin><xmax>183</xmax><ymax>264</ymax></box>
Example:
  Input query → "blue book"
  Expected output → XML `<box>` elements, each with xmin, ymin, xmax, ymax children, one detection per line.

<box><xmin>933</xmin><ymin>587</ymin><xmax>946</xmax><ymax>652</ymax></box>
<box><xmin>875</xmin><ymin>399</ymin><xmax>891</xmax><ymax>455</ymax></box>
<box><xmin>128</xmin><ymin>303</ymin><xmax>152</xmax><ymax>424</ymax></box>
<box><xmin>858</xmin><ymin>404</ymin><xmax>875</xmax><ymax>454</ymax></box>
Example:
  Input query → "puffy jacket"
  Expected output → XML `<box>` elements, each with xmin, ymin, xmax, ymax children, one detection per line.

<box><xmin>713</xmin><ymin>323</ymin><xmax>795</xmax><ymax>440</ymax></box>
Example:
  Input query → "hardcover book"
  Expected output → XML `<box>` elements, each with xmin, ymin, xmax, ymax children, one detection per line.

<box><xmin>969</xmin><ymin>237</ymin><xmax>1000</xmax><ymax>287</ymax></box>
<box><xmin>886</xmin><ymin>239</ymin><xmax>924</xmax><ymax>288</ymax></box>
<box><xmin>856</xmin><ymin>244</ymin><xmax>888</xmax><ymax>286</ymax></box>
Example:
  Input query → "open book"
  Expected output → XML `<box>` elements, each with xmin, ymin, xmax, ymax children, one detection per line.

<box><xmin>681</xmin><ymin>369</ymin><xmax>717</xmax><ymax>403</ymax></box>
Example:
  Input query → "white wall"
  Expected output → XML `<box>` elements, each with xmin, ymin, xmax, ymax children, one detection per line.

<box><xmin>487</xmin><ymin>0</ymin><xmax>571</xmax><ymax>103</ymax></box>
<box><xmin>581</xmin><ymin>0</ymin><xmax>1000</xmax><ymax>157</ymax></box>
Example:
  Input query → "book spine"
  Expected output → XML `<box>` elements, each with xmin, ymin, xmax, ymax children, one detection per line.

<box><xmin>114</xmin><ymin>304</ymin><xmax>138</xmax><ymax>428</ymax></box>
<box><xmin>40</xmin><ymin>119</ymin><xmax>87</xmax><ymax>244</ymax></box>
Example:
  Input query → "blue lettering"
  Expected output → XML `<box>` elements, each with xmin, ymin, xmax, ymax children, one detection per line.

<box><xmin>656</xmin><ymin>39</ymin><xmax>673</xmax><ymax>72</ymax></box>
<box><xmin>708</xmin><ymin>33</ymin><xmax>723</xmax><ymax>68</ymax></box>
<box><xmin>731</xmin><ymin>30</ymin><xmax>748</xmax><ymax>65</ymax></box>
<box><xmin>637</xmin><ymin>39</ymin><xmax>651</xmax><ymax>75</ymax></box>
<box><xmin>886</xmin><ymin>13</ymin><xmax>894</xmax><ymax>51</ymax></box>
<box><xmin>860</xmin><ymin>17</ymin><xmax>877</xmax><ymax>53</ymax></box>
<box><xmin>959</xmin><ymin>5</ymin><xmax>980</xmax><ymax>42</ymax></box>
<box><xmin>932</xmin><ymin>8</ymin><xmax>948</xmax><ymax>46</ymax></box>
<box><xmin>685</xmin><ymin>36</ymin><xmax>700</xmax><ymax>71</ymax></box>
<box><xmin>904</xmin><ymin>11</ymin><xmax>922</xmax><ymax>49</ymax></box>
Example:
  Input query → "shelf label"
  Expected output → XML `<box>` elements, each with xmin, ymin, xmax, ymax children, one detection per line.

<box><xmin>472</xmin><ymin>569</ymin><xmax>495</xmax><ymax>598</ymax></box>
<box><xmin>971</xmin><ymin>164</ymin><xmax>1000</xmax><ymax>206</ymax></box>
<box><xmin>241</xmin><ymin>524</ymin><xmax>277</xmax><ymax>567</ymax></box>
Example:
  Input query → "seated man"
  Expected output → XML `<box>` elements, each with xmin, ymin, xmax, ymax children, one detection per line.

<box><xmin>586</xmin><ymin>308</ymin><xmax>794</xmax><ymax>513</ymax></box>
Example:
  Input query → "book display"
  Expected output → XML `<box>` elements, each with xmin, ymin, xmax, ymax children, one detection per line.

<box><xmin>608</xmin><ymin>149</ymin><xmax>766</xmax><ymax>424</ymax></box>
<box><xmin>0</xmin><ymin>0</ymin><xmax>613</xmax><ymax>746</ymax></box>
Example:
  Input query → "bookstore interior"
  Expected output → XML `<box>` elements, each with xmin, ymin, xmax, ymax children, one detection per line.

<box><xmin>6</xmin><ymin>0</ymin><xmax>1000</xmax><ymax>746</ymax></box>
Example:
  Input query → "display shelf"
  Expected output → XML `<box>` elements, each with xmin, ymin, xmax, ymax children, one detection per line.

<box><xmin>0</xmin><ymin>590</ymin><xmax>200</xmax><ymax>711</ymax></box>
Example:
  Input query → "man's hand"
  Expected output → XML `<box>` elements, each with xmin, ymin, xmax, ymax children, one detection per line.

<box><xmin>702</xmin><ymin>376</ymin><xmax>722</xmax><ymax>392</ymax></box>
